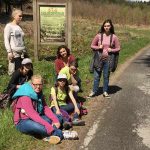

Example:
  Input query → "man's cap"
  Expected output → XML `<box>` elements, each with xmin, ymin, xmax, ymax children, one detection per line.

<box><xmin>57</xmin><ymin>74</ymin><xmax>67</xmax><ymax>80</ymax></box>
<box><xmin>22</xmin><ymin>58</ymin><xmax>32</xmax><ymax>65</ymax></box>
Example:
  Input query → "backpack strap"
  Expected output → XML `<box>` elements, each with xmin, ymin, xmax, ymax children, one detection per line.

<box><xmin>54</xmin><ymin>86</ymin><xmax>69</xmax><ymax>105</ymax></box>
<box><xmin>54</xmin><ymin>87</ymin><xmax>58</xmax><ymax>98</ymax></box>
<box><xmin>109</xmin><ymin>34</ymin><xmax>113</xmax><ymax>48</ymax></box>
<box><xmin>100</xmin><ymin>33</ymin><xmax>103</xmax><ymax>45</ymax></box>
<box><xmin>54</xmin><ymin>86</ymin><xmax>60</xmax><ymax>108</ymax></box>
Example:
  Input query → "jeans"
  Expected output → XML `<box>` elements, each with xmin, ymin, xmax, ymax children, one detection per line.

<box><xmin>51</xmin><ymin>107</ymin><xmax>64</xmax><ymax>125</ymax></box>
<box><xmin>16</xmin><ymin>115</ymin><xmax>63</xmax><ymax>139</ymax></box>
<box><xmin>60</xmin><ymin>103</ymin><xmax>80</xmax><ymax>120</ymax></box>
<box><xmin>93</xmin><ymin>60</ymin><xmax>110</xmax><ymax>93</ymax></box>
<box><xmin>52</xmin><ymin>103</ymin><xmax>81</xmax><ymax>121</ymax></box>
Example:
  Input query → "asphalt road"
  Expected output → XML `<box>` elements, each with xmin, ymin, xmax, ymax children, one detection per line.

<box><xmin>80</xmin><ymin>47</ymin><xmax>150</xmax><ymax>150</ymax></box>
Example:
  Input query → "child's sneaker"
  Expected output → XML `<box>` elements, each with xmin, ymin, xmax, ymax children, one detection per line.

<box><xmin>43</xmin><ymin>135</ymin><xmax>61</xmax><ymax>144</ymax></box>
<box><xmin>63</xmin><ymin>130</ymin><xmax>78</xmax><ymax>140</ymax></box>
<box><xmin>72</xmin><ymin>119</ymin><xmax>85</xmax><ymax>126</ymax></box>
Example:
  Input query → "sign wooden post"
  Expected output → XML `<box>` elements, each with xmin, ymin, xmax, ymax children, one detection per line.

<box><xmin>33</xmin><ymin>0</ymin><xmax>72</xmax><ymax>60</ymax></box>
<box><xmin>66</xmin><ymin>0</ymin><xmax>72</xmax><ymax>50</ymax></box>
<box><xmin>33</xmin><ymin>0</ymin><xmax>38</xmax><ymax>60</ymax></box>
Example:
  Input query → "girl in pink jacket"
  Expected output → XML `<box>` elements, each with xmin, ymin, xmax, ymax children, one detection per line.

<box><xmin>88</xmin><ymin>19</ymin><xmax>120</xmax><ymax>98</ymax></box>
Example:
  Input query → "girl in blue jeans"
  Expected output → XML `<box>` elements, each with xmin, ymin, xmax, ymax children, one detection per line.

<box><xmin>89</xmin><ymin>19</ymin><xmax>120</xmax><ymax>98</ymax></box>
<box><xmin>50</xmin><ymin>74</ymin><xmax>85</xmax><ymax>127</ymax></box>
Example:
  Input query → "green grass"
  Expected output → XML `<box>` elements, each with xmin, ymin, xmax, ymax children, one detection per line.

<box><xmin>0</xmin><ymin>19</ymin><xmax>150</xmax><ymax>150</ymax></box>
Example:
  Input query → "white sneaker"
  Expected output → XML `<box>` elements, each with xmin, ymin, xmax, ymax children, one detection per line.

<box><xmin>103</xmin><ymin>92</ymin><xmax>110</xmax><ymax>98</ymax></box>
<box><xmin>63</xmin><ymin>130</ymin><xmax>78</xmax><ymax>140</ymax></box>
<box><xmin>87</xmin><ymin>91</ymin><xmax>96</xmax><ymax>98</ymax></box>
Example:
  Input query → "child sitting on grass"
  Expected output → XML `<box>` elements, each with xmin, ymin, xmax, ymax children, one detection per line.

<box><xmin>50</xmin><ymin>74</ymin><xmax>85</xmax><ymax>127</ymax></box>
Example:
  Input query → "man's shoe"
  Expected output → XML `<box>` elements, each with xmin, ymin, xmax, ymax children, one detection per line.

<box><xmin>103</xmin><ymin>92</ymin><xmax>110</xmax><ymax>99</ymax></box>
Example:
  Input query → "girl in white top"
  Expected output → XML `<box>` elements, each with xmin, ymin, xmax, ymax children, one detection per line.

<box><xmin>4</xmin><ymin>9</ymin><xmax>27</xmax><ymax>75</ymax></box>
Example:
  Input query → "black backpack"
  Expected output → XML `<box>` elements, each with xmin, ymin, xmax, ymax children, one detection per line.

<box><xmin>108</xmin><ymin>34</ymin><xmax>119</xmax><ymax>72</ymax></box>
<box><xmin>0</xmin><ymin>87</ymin><xmax>15</xmax><ymax>109</ymax></box>
<box><xmin>89</xmin><ymin>33</ymin><xmax>119</xmax><ymax>73</ymax></box>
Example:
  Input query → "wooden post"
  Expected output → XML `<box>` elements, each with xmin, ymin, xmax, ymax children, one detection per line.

<box><xmin>33</xmin><ymin>0</ymin><xmax>38</xmax><ymax>60</ymax></box>
<box><xmin>67</xmin><ymin>0</ymin><xmax>72</xmax><ymax>50</ymax></box>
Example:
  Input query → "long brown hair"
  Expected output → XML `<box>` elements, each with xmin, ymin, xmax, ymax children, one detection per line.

<box><xmin>99</xmin><ymin>19</ymin><xmax>115</xmax><ymax>34</ymax></box>
<box><xmin>55</xmin><ymin>78</ymin><xmax>69</xmax><ymax>95</ymax></box>
<box><xmin>57</xmin><ymin>45</ymin><xmax>71</xmax><ymax>59</ymax></box>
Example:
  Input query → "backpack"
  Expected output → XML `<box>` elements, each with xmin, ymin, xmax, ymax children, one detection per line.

<box><xmin>0</xmin><ymin>75</ymin><xmax>29</xmax><ymax>110</ymax></box>
<box><xmin>108</xmin><ymin>34</ymin><xmax>119</xmax><ymax>72</ymax></box>
<box><xmin>0</xmin><ymin>87</ymin><xmax>15</xmax><ymax>109</ymax></box>
<box><xmin>89</xmin><ymin>33</ymin><xmax>119</xmax><ymax>73</ymax></box>
<box><xmin>89</xmin><ymin>50</ymin><xmax>102</xmax><ymax>73</ymax></box>
<box><xmin>0</xmin><ymin>91</ymin><xmax>10</xmax><ymax>109</ymax></box>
